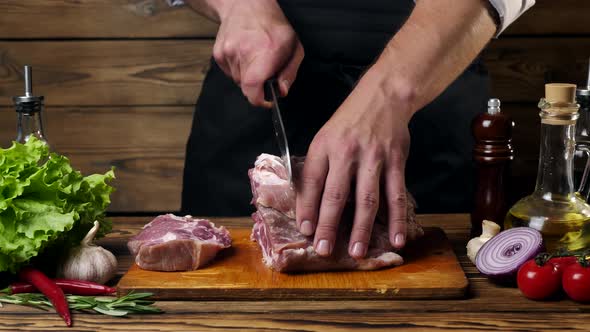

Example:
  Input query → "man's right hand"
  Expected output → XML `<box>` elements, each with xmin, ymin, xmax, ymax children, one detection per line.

<box><xmin>213</xmin><ymin>0</ymin><xmax>304</xmax><ymax>107</ymax></box>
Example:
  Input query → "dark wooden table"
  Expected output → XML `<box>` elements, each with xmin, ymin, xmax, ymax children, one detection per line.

<box><xmin>1</xmin><ymin>214</ymin><xmax>589</xmax><ymax>331</ymax></box>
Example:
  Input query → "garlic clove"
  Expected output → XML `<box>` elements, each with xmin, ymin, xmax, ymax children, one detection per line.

<box><xmin>481</xmin><ymin>220</ymin><xmax>501</xmax><ymax>238</ymax></box>
<box><xmin>466</xmin><ymin>219</ymin><xmax>501</xmax><ymax>264</ymax></box>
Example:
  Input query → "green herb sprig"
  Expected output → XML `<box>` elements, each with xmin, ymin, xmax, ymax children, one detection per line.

<box><xmin>0</xmin><ymin>291</ymin><xmax>162</xmax><ymax>316</ymax></box>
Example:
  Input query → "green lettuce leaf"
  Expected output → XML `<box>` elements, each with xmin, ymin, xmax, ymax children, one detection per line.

<box><xmin>0</xmin><ymin>137</ymin><xmax>115</xmax><ymax>273</ymax></box>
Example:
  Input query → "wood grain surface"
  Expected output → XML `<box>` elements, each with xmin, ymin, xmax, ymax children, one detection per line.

<box><xmin>0</xmin><ymin>0</ymin><xmax>586</xmax><ymax>38</ymax></box>
<box><xmin>118</xmin><ymin>227</ymin><xmax>468</xmax><ymax>300</ymax></box>
<box><xmin>504</xmin><ymin>0</ymin><xmax>590</xmax><ymax>35</ymax></box>
<box><xmin>486</xmin><ymin>38</ymin><xmax>590</xmax><ymax>103</ymax></box>
<box><xmin>1</xmin><ymin>214</ymin><xmax>589</xmax><ymax>331</ymax></box>
<box><xmin>0</xmin><ymin>41</ymin><xmax>213</xmax><ymax>106</ymax></box>
<box><xmin>1</xmin><ymin>39</ymin><xmax>589</xmax><ymax>106</ymax></box>
<box><xmin>0</xmin><ymin>106</ymin><xmax>193</xmax><ymax>212</ymax></box>
<box><xmin>0</xmin><ymin>0</ymin><xmax>218</xmax><ymax>38</ymax></box>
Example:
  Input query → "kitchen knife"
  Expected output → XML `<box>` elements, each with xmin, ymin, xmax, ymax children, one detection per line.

<box><xmin>264</xmin><ymin>79</ymin><xmax>293</xmax><ymax>183</ymax></box>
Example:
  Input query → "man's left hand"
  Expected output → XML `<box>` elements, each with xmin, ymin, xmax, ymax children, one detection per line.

<box><xmin>295</xmin><ymin>65</ymin><xmax>416</xmax><ymax>259</ymax></box>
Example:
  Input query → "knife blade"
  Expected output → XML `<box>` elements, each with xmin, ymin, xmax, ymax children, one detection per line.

<box><xmin>264</xmin><ymin>79</ymin><xmax>293</xmax><ymax>183</ymax></box>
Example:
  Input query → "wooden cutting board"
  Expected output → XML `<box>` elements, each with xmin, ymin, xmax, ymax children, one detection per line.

<box><xmin>117</xmin><ymin>226</ymin><xmax>468</xmax><ymax>300</ymax></box>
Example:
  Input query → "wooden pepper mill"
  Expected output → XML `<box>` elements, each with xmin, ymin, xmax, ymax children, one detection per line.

<box><xmin>471</xmin><ymin>98</ymin><xmax>514</xmax><ymax>237</ymax></box>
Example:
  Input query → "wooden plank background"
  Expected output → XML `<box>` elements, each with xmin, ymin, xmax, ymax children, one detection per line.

<box><xmin>0</xmin><ymin>0</ymin><xmax>588</xmax><ymax>212</ymax></box>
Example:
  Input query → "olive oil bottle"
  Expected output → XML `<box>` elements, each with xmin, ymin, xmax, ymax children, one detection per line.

<box><xmin>505</xmin><ymin>83</ymin><xmax>590</xmax><ymax>252</ymax></box>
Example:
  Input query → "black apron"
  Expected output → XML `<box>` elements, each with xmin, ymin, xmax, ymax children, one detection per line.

<box><xmin>181</xmin><ymin>0</ymin><xmax>490</xmax><ymax>216</ymax></box>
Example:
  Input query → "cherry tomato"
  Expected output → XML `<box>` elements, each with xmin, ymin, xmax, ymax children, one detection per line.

<box><xmin>562</xmin><ymin>263</ymin><xmax>590</xmax><ymax>302</ymax></box>
<box><xmin>548</xmin><ymin>256</ymin><xmax>578</xmax><ymax>275</ymax></box>
<box><xmin>517</xmin><ymin>259</ymin><xmax>561</xmax><ymax>300</ymax></box>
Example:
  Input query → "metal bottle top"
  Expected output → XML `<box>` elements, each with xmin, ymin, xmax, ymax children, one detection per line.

<box><xmin>12</xmin><ymin>66</ymin><xmax>44</xmax><ymax>113</ymax></box>
<box><xmin>577</xmin><ymin>86</ymin><xmax>590</xmax><ymax>100</ymax></box>
<box><xmin>487</xmin><ymin>98</ymin><xmax>501</xmax><ymax>115</ymax></box>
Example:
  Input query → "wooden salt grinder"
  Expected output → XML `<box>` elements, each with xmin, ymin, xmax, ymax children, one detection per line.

<box><xmin>471</xmin><ymin>98</ymin><xmax>514</xmax><ymax>237</ymax></box>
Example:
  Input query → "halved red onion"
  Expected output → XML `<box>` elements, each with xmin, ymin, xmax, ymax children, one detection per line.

<box><xmin>475</xmin><ymin>227</ymin><xmax>544</xmax><ymax>281</ymax></box>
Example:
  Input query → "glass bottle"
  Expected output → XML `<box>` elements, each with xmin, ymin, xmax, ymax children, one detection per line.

<box><xmin>505</xmin><ymin>83</ymin><xmax>590</xmax><ymax>252</ymax></box>
<box><xmin>575</xmin><ymin>86</ymin><xmax>590</xmax><ymax>139</ymax></box>
<box><xmin>13</xmin><ymin>65</ymin><xmax>49</xmax><ymax>145</ymax></box>
<box><xmin>574</xmin><ymin>80</ymin><xmax>590</xmax><ymax>200</ymax></box>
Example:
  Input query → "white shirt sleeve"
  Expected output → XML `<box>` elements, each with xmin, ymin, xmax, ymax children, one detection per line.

<box><xmin>488</xmin><ymin>0</ymin><xmax>536</xmax><ymax>36</ymax></box>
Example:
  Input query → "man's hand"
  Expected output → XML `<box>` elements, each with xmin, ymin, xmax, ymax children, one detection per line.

<box><xmin>294</xmin><ymin>0</ymin><xmax>497</xmax><ymax>259</ymax></box>
<box><xmin>212</xmin><ymin>0</ymin><xmax>304</xmax><ymax>107</ymax></box>
<box><xmin>296</xmin><ymin>66</ymin><xmax>415</xmax><ymax>259</ymax></box>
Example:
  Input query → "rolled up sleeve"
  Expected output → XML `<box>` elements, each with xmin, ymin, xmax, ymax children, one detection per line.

<box><xmin>488</xmin><ymin>0</ymin><xmax>536</xmax><ymax>36</ymax></box>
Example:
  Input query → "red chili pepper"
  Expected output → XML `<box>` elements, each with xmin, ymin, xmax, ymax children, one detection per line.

<box><xmin>2</xmin><ymin>279</ymin><xmax>116</xmax><ymax>296</ymax></box>
<box><xmin>17</xmin><ymin>267</ymin><xmax>72</xmax><ymax>327</ymax></box>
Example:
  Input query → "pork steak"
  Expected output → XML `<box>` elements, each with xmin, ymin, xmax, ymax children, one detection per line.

<box><xmin>128</xmin><ymin>214</ymin><xmax>232</xmax><ymax>271</ymax></box>
<box><xmin>249</xmin><ymin>153</ymin><xmax>423</xmax><ymax>273</ymax></box>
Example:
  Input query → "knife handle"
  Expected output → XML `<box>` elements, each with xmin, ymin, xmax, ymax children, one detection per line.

<box><xmin>264</xmin><ymin>78</ymin><xmax>280</xmax><ymax>102</ymax></box>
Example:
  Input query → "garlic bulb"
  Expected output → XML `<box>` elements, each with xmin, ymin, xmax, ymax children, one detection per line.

<box><xmin>57</xmin><ymin>221</ymin><xmax>118</xmax><ymax>284</ymax></box>
<box><xmin>466</xmin><ymin>220</ymin><xmax>501</xmax><ymax>264</ymax></box>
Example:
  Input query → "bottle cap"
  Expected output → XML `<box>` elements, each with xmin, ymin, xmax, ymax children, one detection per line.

<box><xmin>12</xmin><ymin>65</ymin><xmax>44</xmax><ymax>113</ymax></box>
<box><xmin>540</xmin><ymin>83</ymin><xmax>579</xmax><ymax>125</ymax></box>
<box><xmin>487</xmin><ymin>98</ymin><xmax>501</xmax><ymax>115</ymax></box>
<box><xmin>545</xmin><ymin>83</ymin><xmax>577</xmax><ymax>104</ymax></box>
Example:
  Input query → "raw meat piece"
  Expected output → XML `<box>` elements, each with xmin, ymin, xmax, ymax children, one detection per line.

<box><xmin>128</xmin><ymin>214</ymin><xmax>231</xmax><ymax>272</ymax></box>
<box><xmin>249</xmin><ymin>154</ymin><xmax>296</xmax><ymax>218</ymax></box>
<box><xmin>251</xmin><ymin>207</ymin><xmax>404</xmax><ymax>272</ymax></box>
<box><xmin>249</xmin><ymin>154</ymin><xmax>422</xmax><ymax>273</ymax></box>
